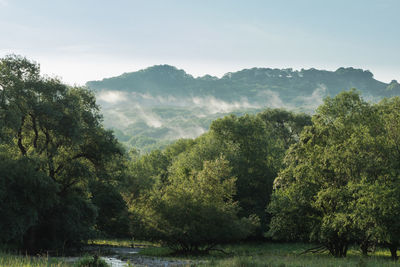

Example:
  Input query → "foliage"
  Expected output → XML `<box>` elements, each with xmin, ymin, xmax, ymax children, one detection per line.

<box><xmin>126</xmin><ymin>110</ymin><xmax>310</xmax><ymax>241</ymax></box>
<box><xmin>90</xmin><ymin>181</ymin><xmax>130</xmax><ymax>238</ymax></box>
<box><xmin>0</xmin><ymin>55</ymin><xmax>125</xmax><ymax>252</ymax></box>
<box><xmin>87</xmin><ymin>65</ymin><xmax>391</xmax><ymax>102</ymax></box>
<box><xmin>136</xmin><ymin>157</ymin><xmax>258</xmax><ymax>253</ymax></box>
<box><xmin>74</xmin><ymin>255</ymin><xmax>109</xmax><ymax>267</ymax></box>
<box><xmin>268</xmin><ymin>90</ymin><xmax>400</xmax><ymax>258</ymax></box>
<box><xmin>209</xmin><ymin>114</ymin><xmax>278</xmax><ymax>234</ymax></box>
<box><xmin>139</xmin><ymin>242</ymin><xmax>400</xmax><ymax>267</ymax></box>
<box><xmin>162</xmin><ymin>111</ymin><xmax>309</xmax><ymax>236</ymax></box>
<box><xmin>257</xmin><ymin>108</ymin><xmax>312</xmax><ymax>150</ymax></box>
<box><xmin>0</xmin><ymin>155</ymin><xmax>57</xmax><ymax>247</ymax></box>
<box><xmin>0</xmin><ymin>252</ymin><xmax>71</xmax><ymax>267</ymax></box>
<box><xmin>87</xmin><ymin>64</ymin><xmax>397</xmax><ymax>152</ymax></box>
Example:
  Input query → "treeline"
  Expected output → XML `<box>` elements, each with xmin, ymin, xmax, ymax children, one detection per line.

<box><xmin>124</xmin><ymin>108</ymin><xmax>311</xmax><ymax>253</ymax></box>
<box><xmin>2</xmin><ymin>56</ymin><xmax>400</xmax><ymax>260</ymax></box>
<box><xmin>87</xmin><ymin>64</ymin><xmax>400</xmax><ymax>102</ymax></box>
<box><xmin>115</xmin><ymin>89</ymin><xmax>400</xmax><ymax>259</ymax></box>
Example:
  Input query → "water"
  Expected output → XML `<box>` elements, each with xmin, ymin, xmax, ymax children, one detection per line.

<box><xmin>102</xmin><ymin>256</ymin><xmax>128</xmax><ymax>267</ymax></box>
<box><xmin>56</xmin><ymin>247</ymin><xmax>193</xmax><ymax>266</ymax></box>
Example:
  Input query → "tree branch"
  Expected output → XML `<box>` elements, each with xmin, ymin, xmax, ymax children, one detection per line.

<box><xmin>298</xmin><ymin>245</ymin><xmax>328</xmax><ymax>255</ymax></box>
<box><xmin>54</xmin><ymin>153</ymin><xmax>90</xmax><ymax>175</ymax></box>
<box><xmin>17</xmin><ymin>115</ymin><xmax>27</xmax><ymax>155</ymax></box>
<box><xmin>30</xmin><ymin>113</ymin><xmax>38</xmax><ymax>149</ymax></box>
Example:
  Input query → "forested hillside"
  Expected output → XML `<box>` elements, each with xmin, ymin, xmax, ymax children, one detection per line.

<box><xmin>87</xmin><ymin>65</ymin><xmax>400</xmax><ymax>152</ymax></box>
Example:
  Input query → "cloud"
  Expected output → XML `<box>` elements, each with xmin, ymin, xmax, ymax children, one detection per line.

<box><xmin>135</xmin><ymin>105</ymin><xmax>163</xmax><ymax>128</ymax></box>
<box><xmin>97</xmin><ymin>90</ymin><xmax>127</xmax><ymax>104</ymax></box>
<box><xmin>257</xmin><ymin>90</ymin><xmax>289</xmax><ymax>109</ymax></box>
<box><xmin>103</xmin><ymin>109</ymin><xmax>135</xmax><ymax>128</ymax></box>
<box><xmin>168</xmin><ymin>125</ymin><xmax>206</xmax><ymax>139</ymax></box>
<box><xmin>191</xmin><ymin>96</ymin><xmax>259</xmax><ymax>114</ymax></box>
<box><xmin>295</xmin><ymin>84</ymin><xmax>327</xmax><ymax>112</ymax></box>
<box><xmin>131</xmin><ymin>92</ymin><xmax>178</xmax><ymax>105</ymax></box>
<box><xmin>97</xmin><ymin>89</ymin><xmax>328</xmax><ymax>145</ymax></box>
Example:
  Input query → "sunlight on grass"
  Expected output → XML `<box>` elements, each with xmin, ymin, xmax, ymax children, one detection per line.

<box><xmin>0</xmin><ymin>252</ymin><xmax>71</xmax><ymax>267</ymax></box>
<box><xmin>139</xmin><ymin>242</ymin><xmax>400</xmax><ymax>267</ymax></box>
<box><xmin>88</xmin><ymin>238</ymin><xmax>158</xmax><ymax>248</ymax></box>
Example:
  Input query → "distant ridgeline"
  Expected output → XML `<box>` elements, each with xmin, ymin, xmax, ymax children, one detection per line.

<box><xmin>86</xmin><ymin>65</ymin><xmax>400</xmax><ymax>152</ymax></box>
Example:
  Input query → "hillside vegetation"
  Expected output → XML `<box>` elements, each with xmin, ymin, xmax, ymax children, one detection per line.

<box><xmin>87</xmin><ymin>65</ymin><xmax>400</xmax><ymax>152</ymax></box>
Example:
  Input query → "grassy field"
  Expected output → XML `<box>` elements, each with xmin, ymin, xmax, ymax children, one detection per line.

<box><xmin>0</xmin><ymin>252</ymin><xmax>72</xmax><ymax>267</ymax></box>
<box><xmin>138</xmin><ymin>242</ymin><xmax>400</xmax><ymax>267</ymax></box>
<box><xmin>3</xmin><ymin>241</ymin><xmax>400</xmax><ymax>266</ymax></box>
<box><xmin>88</xmin><ymin>238</ymin><xmax>157</xmax><ymax>248</ymax></box>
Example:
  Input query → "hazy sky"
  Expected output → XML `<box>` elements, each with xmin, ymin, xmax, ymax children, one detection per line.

<box><xmin>0</xmin><ymin>0</ymin><xmax>399</xmax><ymax>85</ymax></box>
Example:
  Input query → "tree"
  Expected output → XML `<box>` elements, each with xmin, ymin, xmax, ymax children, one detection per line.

<box><xmin>210</xmin><ymin>114</ymin><xmax>278</xmax><ymax>234</ymax></box>
<box><xmin>89</xmin><ymin>180</ymin><xmax>130</xmax><ymax>238</ymax></box>
<box><xmin>351</xmin><ymin>97</ymin><xmax>400</xmax><ymax>259</ymax></box>
<box><xmin>0</xmin><ymin>55</ymin><xmax>124</xmax><ymax>252</ymax></box>
<box><xmin>162</xmin><ymin>111</ymin><xmax>310</xmax><ymax>237</ymax></box>
<box><xmin>0</xmin><ymin>155</ymin><xmax>57</xmax><ymax>247</ymax></box>
<box><xmin>257</xmin><ymin>108</ymin><xmax>312</xmax><ymax>150</ymax></box>
<box><xmin>137</xmin><ymin>157</ymin><xmax>257</xmax><ymax>253</ymax></box>
<box><xmin>268</xmin><ymin>90</ymin><xmax>383</xmax><ymax>257</ymax></box>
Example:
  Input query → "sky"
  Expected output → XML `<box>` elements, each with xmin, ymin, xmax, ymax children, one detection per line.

<box><xmin>0</xmin><ymin>0</ymin><xmax>399</xmax><ymax>85</ymax></box>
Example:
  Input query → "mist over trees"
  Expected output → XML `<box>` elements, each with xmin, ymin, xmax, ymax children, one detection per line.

<box><xmin>87</xmin><ymin>65</ymin><xmax>400</xmax><ymax>152</ymax></box>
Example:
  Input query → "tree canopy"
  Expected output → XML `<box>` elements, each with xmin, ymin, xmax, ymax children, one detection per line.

<box><xmin>268</xmin><ymin>90</ymin><xmax>400</xmax><ymax>259</ymax></box>
<box><xmin>0</xmin><ymin>55</ymin><xmax>126</xmax><ymax>252</ymax></box>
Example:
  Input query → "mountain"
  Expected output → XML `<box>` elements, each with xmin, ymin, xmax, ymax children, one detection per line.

<box><xmin>86</xmin><ymin>66</ymin><xmax>400</xmax><ymax>152</ymax></box>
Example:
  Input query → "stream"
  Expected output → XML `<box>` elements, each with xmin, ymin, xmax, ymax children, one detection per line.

<box><xmin>59</xmin><ymin>246</ymin><xmax>197</xmax><ymax>267</ymax></box>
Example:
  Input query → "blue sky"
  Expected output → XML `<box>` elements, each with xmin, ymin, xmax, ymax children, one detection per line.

<box><xmin>0</xmin><ymin>0</ymin><xmax>399</xmax><ymax>85</ymax></box>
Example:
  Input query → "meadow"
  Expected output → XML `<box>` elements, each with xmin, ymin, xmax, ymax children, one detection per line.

<box><xmin>0</xmin><ymin>252</ymin><xmax>71</xmax><ymax>267</ymax></box>
<box><xmin>138</xmin><ymin>242</ymin><xmax>400</xmax><ymax>267</ymax></box>
<box><xmin>3</xmin><ymin>241</ymin><xmax>400</xmax><ymax>266</ymax></box>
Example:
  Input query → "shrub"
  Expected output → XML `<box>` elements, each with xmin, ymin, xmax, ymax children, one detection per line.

<box><xmin>75</xmin><ymin>255</ymin><xmax>109</xmax><ymax>267</ymax></box>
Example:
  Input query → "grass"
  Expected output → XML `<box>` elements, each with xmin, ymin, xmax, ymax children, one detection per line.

<box><xmin>4</xmin><ymin>240</ymin><xmax>400</xmax><ymax>266</ymax></box>
<box><xmin>138</xmin><ymin>242</ymin><xmax>400</xmax><ymax>267</ymax></box>
<box><xmin>74</xmin><ymin>255</ymin><xmax>109</xmax><ymax>267</ymax></box>
<box><xmin>88</xmin><ymin>238</ymin><xmax>157</xmax><ymax>248</ymax></box>
<box><xmin>0</xmin><ymin>252</ymin><xmax>72</xmax><ymax>267</ymax></box>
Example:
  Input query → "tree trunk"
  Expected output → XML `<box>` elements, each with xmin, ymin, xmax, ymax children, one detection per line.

<box><xmin>360</xmin><ymin>240</ymin><xmax>370</xmax><ymax>256</ymax></box>
<box><xmin>389</xmin><ymin>245</ymin><xmax>398</xmax><ymax>261</ymax></box>
<box><xmin>328</xmin><ymin>240</ymin><xmax>348</xmax><ymax>258</ymax></box>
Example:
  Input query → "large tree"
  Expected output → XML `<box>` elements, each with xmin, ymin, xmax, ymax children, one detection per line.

<box><xmin>162</xmin><ymin>111</ymin><xmax>310</xmax><ymax>236</ymax></box>
<box><xmin>268</xmin><ymin>90</ymin><xmax>400</xmax><ymax>259</ymax></box>
<box><xmin>0</xmin><ymin>55</ymin><xmax>124</xmax><ymax>251</ymax></box>
<box><xmin>137</xmin><ymin>157</ymin><xmax>257</xmax><ymax>253</ymax></box>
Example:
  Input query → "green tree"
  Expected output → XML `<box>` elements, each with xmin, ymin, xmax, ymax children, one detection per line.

<box><xmin>0</xmin><ymin>55</ymin><xmax>124</xmax><ymax>251</ymax></box>
<box><xmin>163</xmin><ymin>111</ymin><xmax>309</xmax><ymax>237</ymax></box>
<box><xmin>0</xmin><ymin>155</ymin><xmax>57</xmax><ymax>247</ymax></box>
<box><xmin>90</xmin><ymin>181</ymin><xmax>131</xmax><ymax>238</ymax></box>
<box><xmin>268</xmin><ymin>90</ymin><xmax>382</xmax><ymax>257</ymax></box>
<box><xmin>350</xmin><ymin>97</ymin><xmax>400</xmax><ymax>259</ymax></box>
<box><xmin>137</xmin><ymin>157</ymin><xmax>257</xmax><ymax>253</ymax></box>
<box><xmin>257</xmin><ymin>108</ymin><xmax>312</xmax><ymax>150</ymax></box>
<box><xmin>210</xmin><ymin>114</ymin><xmax>278</xmax><ymax>234</ymax></box>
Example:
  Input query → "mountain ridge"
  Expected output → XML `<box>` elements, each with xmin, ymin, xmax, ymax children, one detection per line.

<box><xmin>85</xmin><ymin>65</ymin><xmax>400</xmax><ymax>152</ymax></box>
<box><xmin>86</xmin><ymin>65</ymin><xmax>397</xmax><ymax>101</ymax></box>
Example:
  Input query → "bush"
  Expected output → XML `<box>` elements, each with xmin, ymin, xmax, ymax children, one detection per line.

<box><xmin>75</xmin><ymin>255</ymin><xmax>109</xmax><ymax>267</ymax></box>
